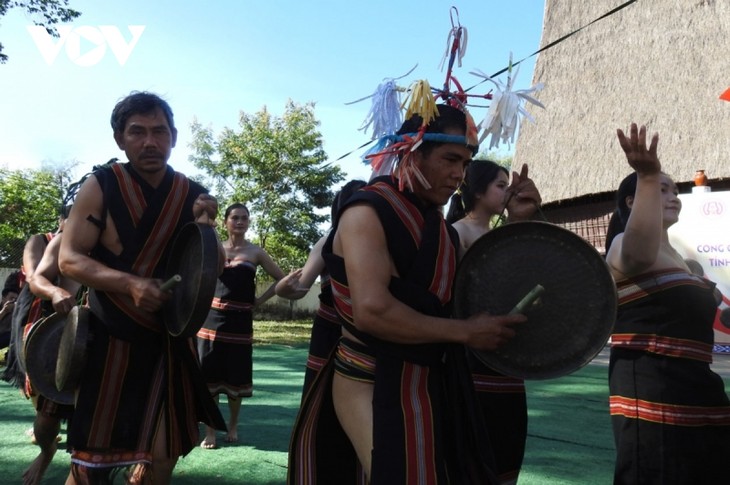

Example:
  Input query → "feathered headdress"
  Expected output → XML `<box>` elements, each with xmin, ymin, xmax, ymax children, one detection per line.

<box><xmin>349</xmin><ymin>6</ymin><xmax>545</xmax><ymax>192</ymax></box>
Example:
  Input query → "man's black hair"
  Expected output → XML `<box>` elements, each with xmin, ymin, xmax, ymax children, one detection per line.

<box><xmin>110</xmin><ymin>91</ymin><xmax>175</xmax><ymax>134</ymax></box>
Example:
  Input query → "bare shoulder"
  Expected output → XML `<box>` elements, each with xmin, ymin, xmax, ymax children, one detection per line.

<box><xmin>450</xmin><ymin>218</ymin><xmax>466</xmax><ymax>233</ymax></box>
<box><xmin>450</xmin><ymin>219</ymin><xmax>465</xmax><ymax>240</ymax></box>
<box><xmin>339</xmin><ymin>203</ymin><xmax>380</xmax><ymax>230</ymax></box>
<box><xmin>334</xmin><ymin>203</ymin><xmax>384</xmax><ymax>257</ymax></box>
<box><xmin>250</xmin><ymin>242</ymin><xmax>267</xmax><ymax>258</ymax></box>
<box><xmin>453</xmin><ymin>219</ymin><xmax>485</xmax><ymax>251</ymax></box>
<box><xmin>24</xmin><ymin>233</ymin><xmax>50</xmax><ymax>256</ymax></box>
<box><xmin>61</xmin><ymin>176</ymin><xmax>104</xmax><ymax>252</ymax></box>
<box><xmin>25</xmin><ymin>233</ymin><xmax>48</xmax><ymax>247</ymax></box>
<box><xmin>605</xmin><ymin>233</ymin><xmax>629</xmax><ymax>280</ymax></box>
<box><xmin>69</xmin><ymin>175</ymin><xmax>104</xmax><ymax>220</ymax></box>
<box><xmin>235</xmin><ymin>241</ymin><xmax>266</xmax><ymax>265</ymax></box>
<box><xmin>42</xmin><ymin>232</ymin><xmax>63</xmax><ymax>256</ymax></box>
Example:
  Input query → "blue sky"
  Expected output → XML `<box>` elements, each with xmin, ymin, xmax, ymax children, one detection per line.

<box><xmin>0</xmin><ymin>0</ymin><xmax>546</xmax><ymax>187</ymax></box>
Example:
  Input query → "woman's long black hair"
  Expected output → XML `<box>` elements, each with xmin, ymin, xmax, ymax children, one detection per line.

<box><xmin>604</xmin><ymin>172</ymin><xmax>638</xmax><ymax>253</ymax></box>
<box><xmin>445</xmin><ymin>160</ymin><xmax>508</xmax><ymax>224</ymax></box>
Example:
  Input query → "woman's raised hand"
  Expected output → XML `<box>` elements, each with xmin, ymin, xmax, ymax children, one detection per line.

<box><xmin>616</xmin><ymin>123</ymin><xmax>660</xmax><ymax>176</ymax></box>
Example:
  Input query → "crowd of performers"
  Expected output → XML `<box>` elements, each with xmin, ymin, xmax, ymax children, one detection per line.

<box><xmin>1</xmin><ymin>13</ymin><xmax>729</xmax><ymax>484</ymax></box>
<box><xmin>282</xmin><ymin>114</ymin><xmax>730</xmax><ymax>485</ymax></box>
<box><xmin>0</xmin><ymin>91</ymin><xmax>288</xmax><ymax>484</ymax></box>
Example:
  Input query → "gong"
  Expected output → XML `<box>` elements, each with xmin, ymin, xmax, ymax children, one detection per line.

<box><xmin>452</xmin><ymin>221</ymin><xmax>617</xmax><ymax>380</ymax></box>
<box><xmin>13</xmin><ymin>285</ymin><xmax>35</xmax><ymax>376</ymax></box>
<box><xmin>55</xmin><ymin>306</ymin><xmax>90</xmax><ymax>393</ymax></box>
<box><xmin>163</xmin><ymin>222</ymin><xmax>219</xmax><ymax>337</ymax></box>
<box><xmin>24</xmin><ymin>312</ymin><xmax>74</xmax><ymax>405</ymax></box>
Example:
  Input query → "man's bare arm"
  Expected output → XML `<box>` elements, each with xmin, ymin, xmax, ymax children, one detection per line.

<box><xmin>336</xmin><ymin>204</ymin><xmax>524</xmax><ymax>350</ymax></box>
<box><xmin>58</xmin><ymin>176</ymin><xmax>168</xmax><ymax>312</ymax></box>
<box><xmin>276</xmin><ymin>235</ymin><xmax>327</xmax><ymax>300</ymax></box>
<box><xmin>29</xmin><ymin>235</ymin><xmax>79</xmax><ymax>315</ymax></box>
<box><xmin>22</xmin><ymin>234</ymin><xmax>49</xmax><ymax>281</ymax></box>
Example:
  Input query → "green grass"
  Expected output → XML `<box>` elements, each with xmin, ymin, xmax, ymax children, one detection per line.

<box><xmin>0</xmin><ymin>344</ymin><xmax>307</xmax><ymax>484</ymax></box>
<box><xmin>252</xmin><ymin>320</ymin><xmax>312</xmax><ymax>346</ymax></box>
<box><xmin>0</xmin><ymin>323</ymin><xmax>631</xmax><ymax>484</ymax></box>
<box><xmin>3</xmin><ymin>323</ymin><xmax>727</xmax><ymax>484</ymax></box>
<box><xmin>1</xmin><ymin>346</ymin><xmax>618</xmax><ymax>484</ymax></box>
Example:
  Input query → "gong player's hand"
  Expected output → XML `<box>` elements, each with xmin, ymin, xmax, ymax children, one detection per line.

<box><xmin>463</xmin><ymin>312</ymin><xmax>526</xmax><ymax>351</ymax></box>
<box><xmin>193</xmin><ymin>193</ymin><xmax>219</xmax><ymax>226</ymax></box>
<box><xmin>51</xmin><ymin>288</ymin><xmax>76</xmax><ymax>315</ymax></box>
<box><xmin>128</xmin><ymin>276</ymin><xmax>171</xmax><ymax>312</ymax></box>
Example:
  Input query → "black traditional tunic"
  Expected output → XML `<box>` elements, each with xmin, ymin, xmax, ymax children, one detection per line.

<box><xmin>197</xmin><ymin>262</ymin><xmax>256</xmax><ymax>398</ymax></box>
<box><xmin>468</xmin><ymin>355</ymin><xmax>527</xmax><ymax>484</ymax></box>
<box><xmin>67</xmin><ymin>162</ymin><xmax>224</xmax><ymax>471</ymax></box>
<box><xmin>609</xmin><ymin>268</ymin><xmax>730</xmax><ymax>484</ymax></box>
<box><xmin>1</xmin><ymin>232</ymin><xmax>74</xmax><ymax>419</ymax></box>
<box><xmin>1</xmin><ymin>232</ymin><xmax>52</xmax><ymax>389</ymax></box>
<box><xmin>288</xmin><ymin>176</ymin><xmax>498</xmax><ymax>484</ymax></box>
<box><xmin>299</xmin><ymin>270</ymin><xmax>340</xmax><ymax>398</ymax></box>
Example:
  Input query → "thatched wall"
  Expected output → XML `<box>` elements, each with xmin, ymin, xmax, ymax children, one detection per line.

<box><xmin>515</xmin><ymin>0</ymin><xmax>730</xmax><ymax>204</ymax></box>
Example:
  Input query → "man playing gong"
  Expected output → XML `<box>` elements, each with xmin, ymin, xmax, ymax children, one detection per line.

<box><xmin>59</xmin><ymin>91</ymin><xmax>225</xmax><ymax>484</ymax></box>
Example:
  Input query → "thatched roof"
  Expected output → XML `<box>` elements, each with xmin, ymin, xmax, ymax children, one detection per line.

<box><xmin>514</xmin><ymin>0</ymin><xmax>730</xmax><ymax>204</ymax></box>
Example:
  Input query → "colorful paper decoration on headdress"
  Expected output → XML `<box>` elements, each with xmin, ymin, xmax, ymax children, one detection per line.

<box><xmin>351</xmin><ymin>6</ymin><xmax>545</xmax><ymax>192</ymax></box>
<box><xmin>355</xmin><ymin>65</ymin><xmax>416</xmax><ymax>140</ymax></box>
<box><xmin>720</xmin><ymin>87</ymin><xmax>730</xmax><ymax>102</ymax></box>
<box><xmin>470</xmin><ymin>55</ymin><xmax>545</xmax><ymax>150</ymax></box>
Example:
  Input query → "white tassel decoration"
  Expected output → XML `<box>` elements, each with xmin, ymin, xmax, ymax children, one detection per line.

<box><xmin>470</xmin><ymin>58</ymin><xmax>545</xmax><ymax>150</ymax></box>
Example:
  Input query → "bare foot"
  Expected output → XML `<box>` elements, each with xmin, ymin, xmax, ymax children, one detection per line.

<box><xmin>200</xmin><ymin>438</ymin><xmax>217</xmax><ymax>449</ymax></box>
<box><xmin>223</xmin><ymin>429</ymin><xmax>238</xmax><ymax>443</ymax></box>
<box><xmin>200</xmin><ymin>427</ymin><xmax>217</xmax><ymax>449</ymax></box>
<box><xmin>22</xmin><ymin>442</ymin><xmax>57</xmax><ymax>484</ymax></box>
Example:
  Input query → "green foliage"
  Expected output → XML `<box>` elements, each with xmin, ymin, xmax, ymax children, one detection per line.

<box><xmin>0</xmin><ymin>0</ymin><xmax>81</xmax><ymax>63</ymax></box>
<box><xmin>0</xmin><ymin>165</ymin><xmax>72</xmax><ymax>266</ymax></box>
<box><xmin>476</xmin><ymin>150</ymin><xmax>513</xmax><ymax>169</ymax></box>
<box><xmin>189</xmin><ymin>100</ymin><xmax>345</xmax><ymax>270</ymax></box>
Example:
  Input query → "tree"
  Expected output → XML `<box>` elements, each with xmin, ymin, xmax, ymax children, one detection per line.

<box><xmin>0</xmin><ymin>164</ymin><xmax>72</xmax><ymax>266</ymax></box>
<box><xmin>189</xmin><ymin>100</ymin><xmax>345</xmax><ymax>271</ymax></box>
<box><xmin>0</xmin><ymin>0</ymin><xmax>81</xmax><ymax>63</ymax></box>
<box><xmin>476</xmin><ymin>150</ymin><xmax>513</xmax><ymax>169</ymax></box>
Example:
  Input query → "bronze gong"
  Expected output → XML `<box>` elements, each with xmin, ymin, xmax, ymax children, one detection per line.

<box><xmin>12</xmin><ymin>286</ymin><xmax>34</xmax><ymax>376</ymax></box>
<box><xmin>55</xmin><ymin>306</ymin><xmax>90</xmax><ymax>393</ymax></box>
<box><xmin>452</xmin><ymin>221</ymin><xmax>617</xmax><ymax>380</ymax></box>
<box><xmin>163</xmin><ymin>222</ymin><xmax>219</xmax><ymax>337</ymax></box>
<box><xmin>24</xmin><ymin>312</ymin><xmax>75</xmax><ymax>405</ymax></box>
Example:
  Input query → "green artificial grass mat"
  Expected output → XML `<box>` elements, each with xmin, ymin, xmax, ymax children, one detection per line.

<box><xmin>520</xmin><ymin>365</ymin><xmax>614</xmax><ymax>484</ymax></box>
<box><xmin>0</xmin><ymin>344</ymin><xmax>308</xmax><ymax>484</ymax></box>
<box><xmin>2</xmin><ymin>345</ymin><xmax>728</xmax><ymax>484</ymax></box>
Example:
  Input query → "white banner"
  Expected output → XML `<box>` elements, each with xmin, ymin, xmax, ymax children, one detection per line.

<box><xmin>668</xmin><ymin>189</ymin><xmax>730</xmax><ymax>351</ymax></box>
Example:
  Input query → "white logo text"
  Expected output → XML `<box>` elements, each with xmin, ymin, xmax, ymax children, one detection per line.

<box><xmin>27</xmin><ymin>25</ymin><xmax>145</xmax><ymax>66</ymax></box>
